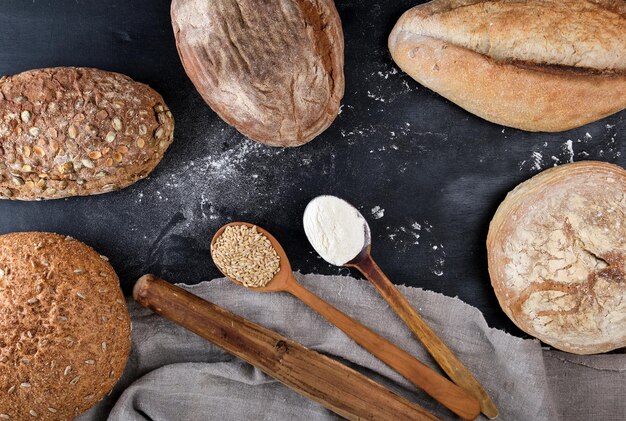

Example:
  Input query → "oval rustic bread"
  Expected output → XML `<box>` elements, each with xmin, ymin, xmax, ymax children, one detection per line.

<box><xmin>389</xmin><ymin>0</ymin><xmax>626</xmax><ymax>132</ymax></box>
<box><xmin>171</xmin><ymin>0</ymin><xmax>344</xmax><ymax>147</ymax></box>
<box><xmin>487</xmin><ymin>161</ymin><xmax>625</xmax><ymax>354</ymax></box>
<box><xmin>0</xmin><ymin>67</ymin><xmax>174</xmax><ymax>200</ymax></box>
<box><xmin>0</xmin><ymin>232</ymin><xmax>131</xmax><ymax>420</ymax></box>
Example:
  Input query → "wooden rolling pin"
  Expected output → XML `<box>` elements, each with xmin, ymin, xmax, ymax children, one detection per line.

<box><xmin>133</xmin><ymin>275</ymin><xmax>441</xmax><ymax>421</ymax></box>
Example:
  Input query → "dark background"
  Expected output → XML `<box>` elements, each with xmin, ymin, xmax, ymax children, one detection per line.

<box><xmin>0</xmin><ymin>0</ymin><xmax>623</xmax><ymax>337</ymax></box>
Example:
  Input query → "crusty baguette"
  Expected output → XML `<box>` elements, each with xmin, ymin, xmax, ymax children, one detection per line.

<box><xmin>0</xmin><ymin>232</ymin><xmax>131</xmax><ymax>420</ymax></box>
<box><xmin>389</xmin><ymin>0</ymin><xmax>626</xmax><ymax>132</ymax></box>
<box><xmin>487</xmin><ymin>161</ymin><xmax>626</xmax><ymax>354</ymax></box>
<box><xmin>0</xmin><ymin>67</ymin><xmax>174</xmax><ymax>200</ymax></box>
<box><xmin>171</xmin><ymin>0</ymin><xmax>344</xmax><ymax>147</ymax></box>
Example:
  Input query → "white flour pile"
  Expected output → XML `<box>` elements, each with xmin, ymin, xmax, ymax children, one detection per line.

<box><xmin>303</xmin><ymin>196</ymin><xmax>368</xmax><ymax>266</ymax></box>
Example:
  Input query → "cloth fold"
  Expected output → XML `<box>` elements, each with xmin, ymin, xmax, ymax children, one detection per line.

<box><xmin>79</xmin><ymin>273</ymin><xmax>625</xmax><ymax>420</ymax></box>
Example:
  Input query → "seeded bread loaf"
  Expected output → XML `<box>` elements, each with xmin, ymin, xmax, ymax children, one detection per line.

<box><xmin>171</xmin><ymin>0</ymin><xmax>344</xmax><ymax>147</ymax></box>
<box><xmin>487</xmin><ymin>161</ymin><xmax>626</xmax><ymax>354</ymax></box>
<box><xmin>0</xmin><ymin>67</ymin><xmax>174</xmax><ymax>200</ymax></box>
<box><xmin>389</xmin><ymin>0</ymin><xmax>626</xmax><ymax>132</ymax></box>
<box><xmin>0</xmin><ymin>232</ymin><xmax>131</xmax><ymax>420</ymax></box>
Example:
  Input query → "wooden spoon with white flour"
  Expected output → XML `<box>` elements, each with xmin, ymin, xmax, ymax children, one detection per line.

<box><xmin>304</xmin><ymin>195</ymin><xmax>499</xmax><ymax>419</ymax></box>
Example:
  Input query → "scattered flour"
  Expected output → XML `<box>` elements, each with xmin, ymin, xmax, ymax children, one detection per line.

<box><xmin>429</xmin><ymin>243</ymin><xmax>446</xmax><ymax>277</ymax></box>
<box><xmin>519</xmin><ymin>124</ymin><xmax>621</xmax><ymax>173</ymax></box>
<box><xmin>432</xmin><ymin>255</ymin><xmax>446</xmax><ymax>277</ymax></box>
<box><xmin>387</xmin><ymin>220</ymin><xmax>431</xmax><ymax>246</ymax></box>
<box><xmin>371</xmin><ymin>206</ymin><xmax>385</xmax><ymax>219</ymax></box>
<box><xmin>376</xmin><ymin>67</ymin><xmax>398</xmax><ymax>79</ymax></box>
<box><xmin>531</xmin><ymin>151</ymin><xmax>543</xmax><ymax>170</ymax></box>
<box><xmin>340</xmin><ymin>124</ymin><xmax>376</xmax><ymax>139</ymax></box>
<box><xmin>134</xmin><ymin>135</ymin><xmax>290</xmax><ymax>241</ymax></box>
<box><xmin>564</xmin><ymin>140</ymin><xmax>575</xmax><ymax>162</ymax></box>
<box><xmin>367</xmin><ymin>90</ymin><xmax>386</xmax><ymax>102</ymax></box>
<box><xmin>399</xmin><ymin>226</ymin><xmax>420</xmax><ymax>244</ymax></box>
<box><xmin>365</xmin><ymin>63</ymin><xmax>417</xmax><ymax>104</ymax></box>
<box><xmin>386</xmin><ymin>221</ymin><xmax>445</xmax><ymax>277</ymax></box>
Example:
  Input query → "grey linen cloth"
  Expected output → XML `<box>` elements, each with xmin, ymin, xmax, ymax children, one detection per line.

<box><xmin>79</xmin><ymin>273</ymin><xmax>625</xmax><ymax>421</ymax></box>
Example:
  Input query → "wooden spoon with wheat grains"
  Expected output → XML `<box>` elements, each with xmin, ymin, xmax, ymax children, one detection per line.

<box><xmin>210</xmin><ymin>222</ymin><xmax>480</xmax><ymax>420</ymax></box>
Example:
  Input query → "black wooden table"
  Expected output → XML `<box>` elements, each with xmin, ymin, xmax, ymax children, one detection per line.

<box><xmin>0</xmin><ymin>0</ymin><xmax>623</xmax><ymax>336</ymax></box>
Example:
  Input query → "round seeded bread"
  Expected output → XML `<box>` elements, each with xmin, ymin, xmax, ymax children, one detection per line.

<box><xmin>0</xmin><ymin>67</ymin><xmax>174</xmax><ymax>200</ymax></box>
<box><xmin>487</xmin><ymin>161</ymin><xmax>625</xmax><ymax>354</ymax></box>
<box><xmin>0</xmin><ymin>232</ymin><xmax>131</xmax><ymax>420</ymax></box>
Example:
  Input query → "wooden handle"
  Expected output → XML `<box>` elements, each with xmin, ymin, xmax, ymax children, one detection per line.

<box><xmin>354</xmin><ymin>257</ymin><xmax>499</xmax><ymax>419</ymax></box>
<box><xmin>133</xmin><ymin>275</ymin><xmax>441</xmax><ymax>421</ymax></box>
<box><xmin>285</xmin><ymin>280</ymin><xmax>480</xmax><ymax>420</ymax></box>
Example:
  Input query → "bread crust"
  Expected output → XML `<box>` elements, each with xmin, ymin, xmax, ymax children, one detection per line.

<box><xmin>389</xmin><ymin>0</ymin><xmax>626</xmax><ymax>132</ymax></box>
<box><xmin>487</xmin><ymin>162</ymin><xmax>626</xmax><ymax>354</ymax></box>
<box><xmin>0</xmin><ymin>232</ymin><xmax>131</xmax><ymax>420</ymax></box>
<box><xmin>0</xmin><ymin>67</ymin><xmax>174</xmax><ymax>200</ymax></box>
<box><xmin>171</xmin><ymin>0</ymin><xmax>344</xmax><ymax>147</ymax></box>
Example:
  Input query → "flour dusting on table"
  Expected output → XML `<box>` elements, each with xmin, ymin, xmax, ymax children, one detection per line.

<box><xmin>371</xmin><ymin>206</ymin><xmax>385</xmax><ymax>219</ymax></box>
<box><xmin>518</xmin><ymin>124</ymin><xmax>622</xmax><ymax>173</ymax></box>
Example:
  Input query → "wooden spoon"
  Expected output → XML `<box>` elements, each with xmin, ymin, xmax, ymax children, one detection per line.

<box><xmin>348</xmin><ymin>250</ymin><xmax>499</xmax><ymax>419</ymax></box>
<box><xmin>211</xmin><ymin>222</ymin><xmax>480</xmax><ymax>420</ymax></box>
<box><xmin>303</xmin><ymin>196</ymin><xmax>498</xmax><ymax>419</ymax></box>
<box><xmin>133</xmin><ymin>274</ymin><xmax>441</xmax><ymax>421</ymax></box>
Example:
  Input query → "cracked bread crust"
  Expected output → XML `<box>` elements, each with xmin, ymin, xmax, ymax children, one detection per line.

<box><xmin>0</xmin><ymin>67</ymin><xmax>174</xmax><ymax>200</ymax></box>
<box><xmin>487</xmin><ymin>161</ymin><xmax>625</xmax><ymax>354</ymax></box>
<box><xmin>171</xmin><ymin>0</ymin><xmax>344</xmax><ymax>147</ymax></box>
<box><xmin>390</xmin><ymin>0</ymin><xmax>626</xmax><ymax>72</ymax></box>
<box><xmin>388</xmin><ymin>0</ymin><xmax>626</xmax><ymax>132</ymax></box>
<box><xmin>0</xmin><ymin>232</ymin><xmax>131</xmax><ymax>420</ymax></box>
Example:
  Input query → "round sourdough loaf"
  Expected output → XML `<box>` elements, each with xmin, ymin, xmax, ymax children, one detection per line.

<box><xmin>487</xmin><ymin>161</ymin><xmax>625</xmax><ymax>354</ymax></box>
<box><xmin>0</xmin><ymin>67</ymin><xmax>174</xmax><ymax>200</ymax></box>
<box><xmin>0</xmin><ymin>232</ymin><xmax>131</xmax><ymax>420</ymax></box>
